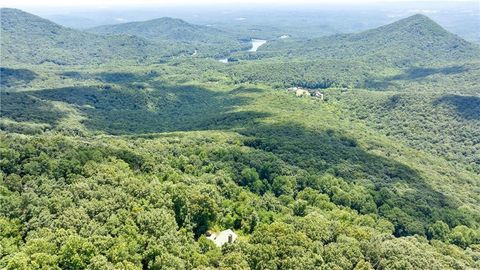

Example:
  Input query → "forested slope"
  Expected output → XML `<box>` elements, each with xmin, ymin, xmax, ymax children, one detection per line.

<box><xmin>256</xmin><ymin>14</ymin><xmax>480</xmax><ymax>65</ymax></box>
<box><xmin>224</xmin><ymin>14</ymin><xmax>480</xmax><ymax>92</ymax></box>
<box><xmin>332</xmin><ymin>90</ymin><xmax>480</xmax><ymax>173</ymax></box>
<box><xmin>2</xmin><ymin>82</ymin><xmax>480</xmax><ymax>268</ymax></box>
<box><xmin>89</xmin><ymin>17</ymin><xmax>247</xmax><ymax>57</ymax></box>
<box><xmin>0</xmin><ymin>8</ymin><xmax>188</xmax><ymax>65</ymax></box>
<box><xmin>0</xmin><ymin>9</ymin><xmax>479</xmax><ymax>270</ymax></box>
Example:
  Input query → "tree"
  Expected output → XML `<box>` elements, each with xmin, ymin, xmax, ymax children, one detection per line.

<box><xmin>448</xmin><ymin>225</ymin><xmax>478</xmax><ymax>248</ymax></box>
<box><xmin>59</xmin><ymin>235</ymin><xmax>96</xmax><ymax>270</ymax></box>
<box><xmin>427</xmin><ymin>221</ymin><xmax>450</xmax><ymax>241</ymax></box>
<box><xmin>272</xmin><ymin>176</ymin><xmax>295</xmax><ymax>197</ymax></box>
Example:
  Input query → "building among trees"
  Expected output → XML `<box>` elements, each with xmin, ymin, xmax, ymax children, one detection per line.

<box><xmin>206</xmin><ymin>229</ymin><xmax>238</xmax><ymax>247</ymax></box>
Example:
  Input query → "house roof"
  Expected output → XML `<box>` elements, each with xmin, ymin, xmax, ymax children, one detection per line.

<box><xmin>206</xmin><ymin>229</ymin><xmax>237</xmax><ymax>247</ymax></box>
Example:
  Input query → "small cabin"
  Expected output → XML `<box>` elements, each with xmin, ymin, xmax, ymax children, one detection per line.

<box><xmin>206</xmin><ymin>229</ymin><xmax>237</xmax><ymax>247</ymax></box>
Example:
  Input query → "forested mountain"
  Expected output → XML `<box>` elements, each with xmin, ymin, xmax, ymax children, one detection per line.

<box><xmin>0</xmin><ymin>8</ymin><xmax>479</xmax><ymax>270</ymax></box>
<box><xmin>225</xmin><ymin>14</ymin><xmax>480</xmax><ymax>91</ymax></box>
<box><xmin>256</xmin><ymin>14</ymin><xmax>480</xmax><ymax>65</ymax></box>
<box><xmin>0</xmin><ymin>8</ymin><xmax>188</xmax><ymax>65</ymax></box>
<box><xmin>89</xmin><ymin>17</ymin><xmax>240</xmax><ymax>44</ymax></box>
<box><xmin>89</xmin><ymin>17</ymin><xmax>248</xmax><ymax>57</ymax></box>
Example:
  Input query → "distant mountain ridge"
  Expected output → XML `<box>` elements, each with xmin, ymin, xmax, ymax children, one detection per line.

<box><xmin>257</xmin><ymin>14</ymin><xmax>480</xmax><ymax>65</ymax></box>
<box><xmin>90</xmin><ymin>17</ymin><xmax>231</xmax><ymax>43</ymax></box>
<box><xmin>0</xmin><ymin>8</ymin><xmax>187</xmax><ymax>65</ymax></box>
<box><xmin>88</xmin><ymin>17</ymin><xmax>247</xmax><ymax>56</ymax></box>
<box><xmin>2</xmin><ymin>9</ymin><xmax>478</xmax><ymax>66</ymax></box>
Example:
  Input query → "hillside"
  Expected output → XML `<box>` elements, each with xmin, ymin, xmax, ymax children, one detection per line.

<box><xmin>0</xmin><ymin>8</ymin><xmax>479</xmax><ymax>270</ymax></box>
<box><xmin>0</xmin><ymin>8</ymin><xmax>188</xmax><ymax>65</ymax></box>
<box><xmin>256</xmin><ymin>14</ymin><xmax>480</xmax><ymax>65</ymax></box>
<box><xmin>89</xmin><ymin>17</ymin><xmax>247</xmax><ymax>57</ymax></box>
<box><xmin>90</xmin><ymin>17</ymin><xmax>233</xmax><ymax>43</ymax></box>
<box><xmin>1</xmin><ymin>69</ymin><xmax>480</xmax><ymax>268</ymax></box>
<box><xmin>223</xmin><ymin>14</ymin><xmax>480</xmax><ymax>91</ymax></box>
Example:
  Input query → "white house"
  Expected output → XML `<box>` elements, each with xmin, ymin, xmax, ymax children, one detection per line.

<box><xmin>206</xmin><ymin>229</ymin><xmax>237</xmax><ymax>247</ymax></box>
<box><xmin>296</xmin><ymin>89</ymin><xmax>311</xmax><ymax>97</ymax></box>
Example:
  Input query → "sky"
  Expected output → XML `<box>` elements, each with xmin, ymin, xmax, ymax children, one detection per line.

<box><xmin>1</xmin><ymin>0</ymin><xmax>475</xmax><ymax>8</ymax></box>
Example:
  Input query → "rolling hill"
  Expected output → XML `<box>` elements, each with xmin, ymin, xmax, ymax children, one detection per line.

<box><xmin>89</xmin><ymin>17</ymin><xmax>248</xmax><ymax>57</ymax></box>
<box><xmin>225</xmin><ymin>14</ymin><xmax>480</xmax><ymax>91</ymax></box>
<box><xmin>256</xmin><ymin>14</ymin><xmax>480</xmax><ymax>65</ymax></box>
<box><xmin>0</xmin><ymin>8</ymin><xmax>479</xmax><ymax>270</ymax></box>
<box><xmin>90</xmin><ymin>17</ymin><xmax>234</xmax><ymax>43</ymax></box>
<box><xmin>0</xmin><ymin>8</ymin><xmax>188</xmax><ymax>65</ymax></box>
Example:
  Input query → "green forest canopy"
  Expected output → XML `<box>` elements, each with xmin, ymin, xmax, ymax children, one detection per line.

<box><xmin>0</xmin><ymin>8</ymin><xmax>479</xmax><ymax>270</ymax></box>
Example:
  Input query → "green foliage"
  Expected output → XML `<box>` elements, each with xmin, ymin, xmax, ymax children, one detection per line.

<box><xmin>0</xmin><ymin>126</ymin><xmax>478</xmax><ymax>269</ymax></box>
<box><xmin>427</xmin><ymin>221</ymin><xmax>450</xmax><ymax>241</ymax></box>
<box><xmin>59</xmin><ymin>236</ymin><xmax>96</xmax><ymax>270</ymax></box>
<box><xmin>0</xmin><ymin>8</ymin><xmax>187</xmax><ymax>65</ymax></box>
<box><xmin>1</xmin><ymin>8</ymin><xmax>479</xmax><ymax>270</ymax></box>
<box><xmin>256</xmin><ymin>14</ymin><xmax>480</xmax><ymax>65</ymax></box>
<box><xmin>334</xmin><ymin>90</ymin><xmax>480</xmax><ymax>173</ymax></box>
<box><xmin>89</xmin><ymin>17</ymin><xmax>248</xmax><ymax>58</ymax></box>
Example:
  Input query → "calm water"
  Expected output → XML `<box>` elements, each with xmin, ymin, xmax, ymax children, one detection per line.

<box><xmin>218</xmin><ymin>39</ymin><xmax>268</xmax><ymax>63</ymax></box>
<box><xmin>249</xmin><ymin>39</ymin><xmax>267</xmax><ymax>52</ymax></box>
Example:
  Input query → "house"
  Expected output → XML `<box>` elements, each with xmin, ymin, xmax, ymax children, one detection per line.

<box><xmin>296</xmin><ymin>89</ymin><xmax>310</xmax><ymax>97</ymax></box>
<box><xmin>312</xmin><ymin>90</ymin><xmax>324</xmax><ymax>100</ymax></box>
<box><xmin>206</xmin><ymin>229</ymin><xmax>237</xmax><ymax>247</ymax></box>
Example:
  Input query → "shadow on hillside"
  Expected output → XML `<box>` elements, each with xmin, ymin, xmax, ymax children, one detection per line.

<box><xmin>0</xmin><ymin>91</ymin><xmax>67</xmax><ymax>126</ymax></box>
<box><xmin>239</xmin><ymin>122</ymin><xmax>469</xmax><ymax>236</ymax></box>
<box><xmin>1</xmin><ymin>82</ymin><xmax>269</xmax><ymax>135</ymax></box>
<box><xmin>389</xmin><ymin>66</ymin><xmax>468</xmax><ymax>80</ymax></box>
<box><xmin>381</xmin><ymin>94</ymin><xmax>405</xmax><ymax>110</ymax></box>
<box><xmin>364</xmin><ymin>65</ymin><xmax>468</xmax><ymax>90</ymax></box>
<box><xmin>0</xmin><ymin>67</ymin><xmax>37</xmax><ymax>88</ymax></box>
<box><xmin>433</xmin><ymin>95</ymin><xmax>480</xmax><ymax>120</ymax></box>
<box><xmin>59</xmin><ymin>71</ymin><xmax>160</xmax><ymax>83</ymax></box>
<box><xmin>96</xmin><ymin>71</ymin><xmax>158</xmax><ymax>83</ymax></box>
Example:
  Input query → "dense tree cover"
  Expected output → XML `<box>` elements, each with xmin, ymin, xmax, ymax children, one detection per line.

<box><xmin>1</xmin><ymin>131</ymin><xmax>479</xmax><ymax>269</ymax></box>
<box><xmin>89</xmin><ymin>17</ymin><xmax>232</xmax><ymax>44</ymax></box>
<box><xmin>0</xmin><ymin>82</ymin><xmax>265</xmax><ymax>135</ymax></box>
<box><xmin>0</xmin><ymin>8</ymin><xmax>189</xmax><ymax>65</ymax></box>
<box><xmin>223</xmin><ymin>14</ymin><xmax>480</xmax><ymax>92</ymax></box>
<box><xmin>2</xmin><ymin>78</ymin><xmax>479</xmax><ymax>237</ymax></box>
<box><xmin>330</xmin><ymin>90</ymin><xmax>480</xmax><ymax>173</ymax></box>
<box><xmin>1</xmin><ymin>67</ymin><xmax>479</xmax><ymax>233</ymax></box>
<box><xmin>253</xmin><ymin>15</ymin><xmax>480</xmax><ymax>66</ymax></box>
<box><xmin>0</xmin><ymin>67</ymin><xmax>37</xmax><ymax>88</ymax></box>
<box><xmin>1</xmin><ymin>8</ymin><xmax>480</xmax><ymax>269</ymax></box>
<box><xmin>219</xmin><ymin>14</ymin><xmax>480</xmax><ymax>93</ymax></box>
<box><xmin>4</xmin><ymin>58</ymin><xmax>478</xmax><ymax>96</ymax></box>
<box><xmin>88</xmin><ymin>17</ymin><xmax>250</xmax><ymax>58</ymax></box>
<box><xmin>226</xmin><ymin>60</ymin><xmax>480</xmax><ymax>94</ymax></box>
<box><xmin>228</xmin><ymin>59</ymin><xmax>367</xmax><ymax>89</ymax></box>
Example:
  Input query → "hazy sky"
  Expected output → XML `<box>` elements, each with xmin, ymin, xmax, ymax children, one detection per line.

<box><xmin>1</xmin><ymin>0</ymin><xmax>475</xmax><ymax>8</ymax></box>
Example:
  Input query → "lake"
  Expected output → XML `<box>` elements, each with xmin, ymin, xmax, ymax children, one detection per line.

<box><xmin>218</xmin><ymin>38</ymin><xmax>267</xmax><ymax>63</ymax></box>
<box><xmin>249</xmin><ymin>39</ymin><xmax>267</xmax><ymax>52</ymax></box>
